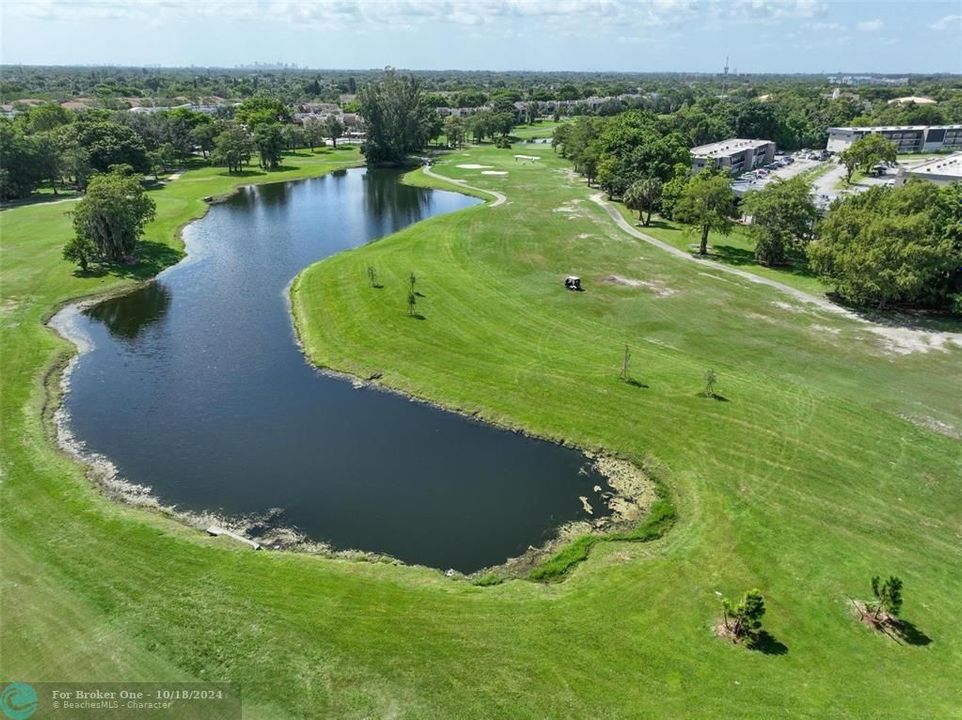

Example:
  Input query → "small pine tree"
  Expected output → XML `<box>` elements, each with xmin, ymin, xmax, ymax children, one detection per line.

<box><xmin>620</xmin><ymin>344</ymin><xmax>631</xmax><ymax>382</ymax></box>
<box><xmin>704</xmin><ymin>368</ymin><xmax>717</xmax><ymax>398</ymax></box>
<box><xmin>870</xmin><ymin>575</ymin><xmax>903</xmax><ymax>621</ymax></box>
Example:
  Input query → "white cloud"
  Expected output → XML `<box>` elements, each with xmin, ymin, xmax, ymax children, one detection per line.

<box><xmin>928</xmin><ymin>14</ymin><xmax>962</xmax><ymax>31</ymax></box>
<box><xmin>810</xmin><ymin>21</ymin><xmax>844</xmax><ymax>32</ymax></box>
<box><xmin>1</xmin><ymin>0</ymin><xmax>827</xmax><ymax>30</ymax></box>
<box><xmin>731</xmin><ymin>0</ymin><xmax>826</xmax><ymax>19</ymax></box>
<box><xmin>856</xmin><ymin>18</ymin><xmax>884</xmax><ymax>33</ymax></box>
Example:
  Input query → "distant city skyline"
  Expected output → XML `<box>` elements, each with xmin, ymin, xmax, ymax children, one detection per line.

<box><xmin>1</xmin><ymin>1</ymin><xmax>960</xmax><ymax>74</ymax></box>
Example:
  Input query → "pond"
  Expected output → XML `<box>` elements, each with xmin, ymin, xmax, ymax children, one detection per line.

<box><xmin>56</xmin><ymin>168</ymin><xmax>609</xmax><ymax>573</ymax></box>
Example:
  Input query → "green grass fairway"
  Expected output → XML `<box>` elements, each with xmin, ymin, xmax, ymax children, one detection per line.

<box><xmin>611</xmin><ymin>204</ymin><xmax>830</xmax><ymax>295</ymax></box>
<box><xmin>510</xmin><ymin>120</ymin><xmax>567</xmax><ymax>140</ymax></box>
<box><xmin>3</xmin><ymin>141</ymin><xmax>962</xmax><ymax>719</ymax></box>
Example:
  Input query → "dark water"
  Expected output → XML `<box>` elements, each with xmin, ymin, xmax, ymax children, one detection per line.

<box><xmin>62</xmin><ymin>168</ymin><xmax>608</xmax><ymax>572</ymax></box>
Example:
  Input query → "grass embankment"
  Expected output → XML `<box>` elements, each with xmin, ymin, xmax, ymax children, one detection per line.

<box><xmin>293</xmin><ymin>143</ymin><xmax>962</xmax><ymax>717</ymax></box>
<box><xmin>3</xmin><ymin>140</ymin><xmax>962</xmax><ymax>718</ymax></box>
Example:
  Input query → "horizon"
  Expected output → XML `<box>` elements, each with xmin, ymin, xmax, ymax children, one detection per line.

<box><xmin>2</xmin><ymin>63</ymin><xmax>960</xmax><ymax>77</ymax></box>
<box><xmin>2</xmin><ymin>1</ymin><xmax>961</xmax><ymax>74</ymax></box>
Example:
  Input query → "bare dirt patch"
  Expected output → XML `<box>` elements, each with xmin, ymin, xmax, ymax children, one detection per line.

<box><xmin>600</xmin><ymin>274</ymin><xmax>676</xmax><ymax>297</ymax></box>
<box><xmin>900</xmin><ymin>414</ymin><xmax>961</xmax><ymax>440</ymax></box>
<box><xmin>552</xmin><ymin>199</ymin><xmax>586</xmax><ymax>218</ymax></box>
<box><xmin>860</xmin><ymin>325</ymin><xmax>962</xmax><ymax>356</ymax></box>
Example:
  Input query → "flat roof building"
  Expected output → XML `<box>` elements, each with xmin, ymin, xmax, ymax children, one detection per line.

<box><xmin>691</xmin><ymin>138</ymin><xmax>776</xmax><ymax>175</ymax></box>
<box><xmin>898</xmin><ymin>152</ymin><xmax>962</xmax><ymax>186</ymax></box>
<box><xmin>827</xmin><ymin>125</ymin><xmax>962</xmax><ymax>154</ymax></box>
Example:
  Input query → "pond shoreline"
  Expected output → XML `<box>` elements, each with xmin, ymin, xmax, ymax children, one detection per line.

<box><xmin>44</xmin><ymin>164</ymin><xmax>656</xmax><ymax>581</ymax></box>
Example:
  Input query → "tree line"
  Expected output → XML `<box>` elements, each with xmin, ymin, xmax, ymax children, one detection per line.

<box><xmin>0</xmin><ymin>94</ymin><xmax>358</xmax><ymax>199</ymax></box>
<box><xmin>557</xmin><ymin>118</ymin><xmax>962</xmax><ymax>313</ymax></box>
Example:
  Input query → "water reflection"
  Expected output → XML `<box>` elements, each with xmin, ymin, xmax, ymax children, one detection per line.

<box><xmin>85</xmin><ymin>281</ymin><xmax>171</xmax><ymax>340</ymax></box>
<box><xmin>363</xmin><ymin>171</ymin><xmax>431</xmax><ymax>232</ymax></box>
<box><xmin>63</xmin><ymin>169</ymin><xmax>609</xmax><ymax>572</ymax></box>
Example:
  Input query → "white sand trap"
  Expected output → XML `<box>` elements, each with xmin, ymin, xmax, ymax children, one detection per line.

<box><xmin>514</xmin><ymin>154</ymin><xmax>540</xmax><ymax>161</ymax></box>
<box><xmin>481</xmin><ymin>170</ymin><xmax>508</xmax><ymax>175</ymax></box>
<box><xmin>456</xmin><ymin>164</ymin><xmax>492</xmax><ymax>169</ymax></box>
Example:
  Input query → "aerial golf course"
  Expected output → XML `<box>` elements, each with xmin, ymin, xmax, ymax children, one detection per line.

<box><xmin>2</xmin><ymin>140</ymin><xmax>962</xmax><ymax>718</ymax></box>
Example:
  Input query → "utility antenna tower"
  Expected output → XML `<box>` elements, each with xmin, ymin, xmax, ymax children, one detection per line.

<box><xmin>723</xmin><ymin>56</ymin><xmax>730</xmax><ymax>92</ymax></box>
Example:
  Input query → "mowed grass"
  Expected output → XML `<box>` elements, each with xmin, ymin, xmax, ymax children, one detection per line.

<box><xmin>1</xmin><ymin>139</ymin><xmax>960</xmax><ymax>719</ymax></box>
<box><xmin>294</xmin><ymin>144</ymin><xmax>962</xmax><ymax>717</ymax></box>
<box><xmin>611</xmin><ymin>204</ymin><xmax>830</xmax><ymax>295</ymax></box>
<box><xmin>510</xmin><ymin>120</ymin><xmax>567</xmax><ymax>140</ymax></box>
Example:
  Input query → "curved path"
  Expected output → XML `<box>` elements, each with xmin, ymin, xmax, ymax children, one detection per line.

<box><xmin>592</xmin><ymin>192</ymin><xmax>843</xmax><ymax>313</ymax></box>
<box><xmin>422</xmin><ymin>165</ymin><xmax>507</xmax><ymax>207</ymax></box>
<box><xmin>590</xmin><ymin>192</ymin><xmax>962</xmax><ymax>353</ymax></box>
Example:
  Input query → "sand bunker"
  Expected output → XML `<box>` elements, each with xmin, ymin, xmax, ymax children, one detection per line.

<box><xmin>456</xmin><ymin>164</ymin><xmax>493</xmax><ymax>169</ymax></box>
<box><xmin>514</xmin><ymin>154</ymin><xmax>540</xmax><ymax>161</ymax></box>
<box><xmin>481</xmin><ymin>170</ymin><xmax>508</xmax><ymax>175</ymax></box>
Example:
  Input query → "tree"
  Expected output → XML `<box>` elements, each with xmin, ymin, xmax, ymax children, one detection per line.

<box><xmin>734</xmin><ymin>102</ymin><xmax>779</xmax><ymax>141</ymax></box>
<box><xmin>443</xmin><ymin>115</ymin><xmax>464</xmax><ymax>149</ymax></box>
<box><xmin>619</xmin><ymin>344</ymin><xmax>631</xmax><ymax>382</ymax></box>
<box><xmin>592</xmin><ymin>110</ymin><xmax>690</xmax><ymax>184</ymax></box>
<box><xmin>33</xmin><ymin>132</ymin><xmax>64</xmax><ymax>194</ymax></box>
<box><xmin>597</xmin><ymin>155</ymin><xmax>628</xmax><ymax>199</ymax></box>
<box><xmin>255</xmin><ymin>123</ymin><xmax>284</xmax><ymax>169</ymax></box>
<box><xmin>838</xmin><ymin>133</ymin><xmax>897</xmax><ymax>184</ymax></box>
<box><xmin>212</xmin><ymin>125</ymin><xmax>253</xmax><ymax>174</ymax></box>
<box><xmin>324</xmin><ymin>116</ymin><xmax>344</xmax><ymax>149</ymax></box>
<box><xmin>623</xmin><ymin>176</ymin><xmax>662</xmax><ymax>226</ymax></box>
<box><xmin>741</xmin><ymin>176</ymin><xmax>818</xmax><ymax>266</ymax></box>
<box><xmin>466</xmin><ymin>112</ymin><xmax>493</xmax><ymax>144</ymax></box>
<box><xmin>672</xmin><ymin>169</ymin><xmax>736</xmax><ymax>255</ymax></box>
<box><xmin>26</xmin><ymin>102</ymin><xmax>71</xmax><ymax>133</ymax></box>
<box><xmin>62</xmin><ymin>232</ymin><xmax>98</xmax><ymax>272</ymax></box>
<box><xmin>0</xmin><ymin>120</ymin><xmax>43</xmax><ymax>199</ymax></box>
<box><xmin>358</xmin><ymin>71</ymin><xmax>435</xmax><ymax>165</ymax></box>
<box><xmin>870</xmin><ymin>576</ymin><xmax>903</xmax><ymax>622</ymax></box>
<box><xmin>303</xmin><ymin>118</ymin><xmax>325</xmax><ymax>151</ymax></box>
<box><xmin>424</xmin><ymin>111</ymin><xmax>444</xmax><ymax>145</ymax></box>
<box><xmin>282</xmin><ymin>124</ymin><xmax>305</xmax><ymax>152</ymax></box>
<box><xmin>66</xmin><ymin>167</ymin><xmax>156</xmax><ymax>267</ymax></box>
<box><xmin>191</xmin><ymin>122</ymin><xmax>219</xmax><ymax>160</ymax></box>
<box><xmin>703</xmin><ymin>368</ymin><xmax>717</xmax><ymax>398</ymax></box>
<box><xmin>722</xmin><ymin>589</ymin><xmax>766</xmax><ymax>641</ymax></box>
<box><xmin>62</xmin><ymin>143</ymin><xmax>93</xmax><ymax>191</ymax></box>
<box><xmin>235</xmin><ymin>95</ymin><xmax>291</xmax><ymax>128</ymax></box>
<box><xmin>658</xmin><ymin>163</ymin><xmax>691</xmax><ymax>220</ymax></box>
<box><xmin>58</xmin><ymin>120</ymin><xmax>150</xmax><ymax>174</ymax></box>
<box><xmin>808</xmin><ymin>182</ymin><xmax>962</xmax><ymax>310</ymax></box>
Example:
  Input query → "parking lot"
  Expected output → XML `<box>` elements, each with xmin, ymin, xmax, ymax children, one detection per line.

<box><xmin>731</xmin><ymin>152</ymin><xmax>826</xmax><ymax>197</ymax></box>
<box><xmin>732</xmin><ymin>149</ymin><xmax>927</xmax><ymax>209</ymax></box>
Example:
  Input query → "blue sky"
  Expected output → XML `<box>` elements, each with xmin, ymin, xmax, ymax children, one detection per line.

<box><xmin>1</xmin><ymin>1</ymin><xmax>960</xmax><ymax>73</ymax></box>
